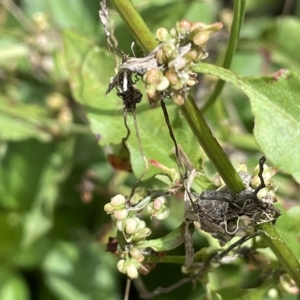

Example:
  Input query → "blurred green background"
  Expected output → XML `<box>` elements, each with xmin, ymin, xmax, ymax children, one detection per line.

<box><xmin>1</xmin><ymin>0</ymin><xmax>300</xmax><ymax>299</ymax></box>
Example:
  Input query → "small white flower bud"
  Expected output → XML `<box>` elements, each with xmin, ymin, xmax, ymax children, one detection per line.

<box><xmin>117</xmin><ymin>259</ymin><xmax>126</xmax><ymax>273</ymax></box>
<box><xmin>125</xmin><ymin>218</ymin><xmax>139</xmax><ymax>234</ymax></box>
<box><xmin>116</xmin><ymin>219</ymin><xmax>124</xmax><ymax>232</ymax></box>
<box><xmin>113</xmin><ymin>209</ymin><xmax>128</xmax><ymax>220</ymax></box>
<box><xmin>111</xmin><ymin>194</ymin><xmax>126</xmax><ymax>206</ymax></box>
<box><xmin>126</xmin><ymin>263</ymin><xmax>139</xmax><ymax>279</ymax></box>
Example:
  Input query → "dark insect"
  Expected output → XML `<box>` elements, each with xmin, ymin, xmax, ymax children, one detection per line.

<box><xmin>106</xmin><ymin>68</ymin><xmax>142</xmax><ymax>112</ymax></box>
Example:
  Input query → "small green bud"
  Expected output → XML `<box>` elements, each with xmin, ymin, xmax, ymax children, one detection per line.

<box><xmin>129</xmin><ymin>187</ymin><xmax>147</xmax><ymax>205</ymax></box>
<box><xmin>104</xmin><ymin>203</ymin><xmax>115</xmax><ymax>213</ymax></box>
<box><xmin>170</xmin><ymin>28</ymin><xmax>177</xmax><ymax>38</ymax></box>
<box><xmin>132</xmin><ymin>227</ymin><xmax>151</xmax><ymax>241</ymax></box>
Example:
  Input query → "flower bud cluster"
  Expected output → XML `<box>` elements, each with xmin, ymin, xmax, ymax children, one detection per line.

<box><xmin>104</xmin><ymin>194</ymin><xmax>152</xmax><ymax>242</ymax></box>
<box><xmin>104</xmin><ymin>193</ymin><xmax>160</xmax><ymax>278</ymax></box>
<box><xmin>143</xmin><ymin>20</ymin><xmax>223</xmax><ymax>106</ymax></box>
<box><xmin>104</xmin><ymin>194</ymin><xmax>128</xmax><ymax>220</ymax></box>
<box><xmin>117</xmin><ymin>247</ymin><xmax>146</xmax><ymax>279</ymax></box>
<box><xmin>147</xmin><ymin>196</ymin><xmax>170</xmax><ymax>219</ymax></box>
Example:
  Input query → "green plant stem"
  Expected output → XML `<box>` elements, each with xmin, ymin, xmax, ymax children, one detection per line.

<box><xmin>145</xmin><ymin>255</ymin><xmax>185</xmax><ymax>264</ymax></box>
<box><xmin>259</xmin><ymin>222</ymin><xmax>300</xmax><ymax>287</ymax></box>
<box><xmin>181</xmin><ymin>95</ymin><xmax>245</xmax><ymax>193</ymax></box>
<box><xmin>111</xmin><ymin>0</ymin><xmax>158</xmax><ymax>53</ymax></box>
<box><xmin>109</xmin><ymin>0</ymin><xmax>300</xmax><ymax>287</ymax></box>
<box><xmin>201</xmin><ymin>0</ymin><xmax>246</xmax><ymax>112</ymax></box>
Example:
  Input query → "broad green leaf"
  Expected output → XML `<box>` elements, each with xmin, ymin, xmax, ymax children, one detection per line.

<box><xmin>64</xmin><ymin>30</ymin><xmax>209</xmax><ymax>182</ymax></box>
<box><xmin>13</xmin><ymin>236</ymin><xmax>51</xmax><ymax>268</ymax></box>
<box><xmin>22</xmin><ymin>0</ymin><xmax>100</xmax><ymax>35</ymax></box>
<box><xmin>22</xmin><ymin>137</ymin><xmax>74</xmax><ymax>247</ymax></box>
<box><xmin>42</xmin><ymin>241</ymin><xmax>119</xmax><ymax>300</ymax></box>
<box><xmin>276</xmin><ymin>206</ymin><xmax>300</xmax><ymax>259</ymax></box>
<box><xmin>0</xmin><ymin>140</ymin><xmax>53</xmax><ymax>210</ymax></box>
<box><xmin>0</xmin><ymin>97</ymin><xmax>90</xmax><ymax>142</ymax></box>
<box><xmin>192</xmin><ymin>63</ymin><xmax>300</xmax><ymax>183</ymax></box>
<box><xmin>0</xmin><ymin>269</ymin><xmax>29</xmax><ymax>300</ymax></box>
<box><xmin>0</xmin><ymin>99</ymin><xmax>52</xmax><ymax>142</ymax></box>
<box><xmin>0</xmin><ymin>212</ymin><xmax>22</xmax><ymax>260</ymax></box>
<box><xmin>260</xmin><ymin>17</ymin><xmax>300</xmax><ymax>73</ymax></box>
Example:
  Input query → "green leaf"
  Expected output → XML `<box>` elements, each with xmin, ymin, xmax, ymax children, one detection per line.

<box><xmin>192</xmin><ymin>63</ymin><xmax>300</xmax><ymax>183</ymax></box>
<box><xmin>0</xmin><ymin>97</ymin><xmax>90</xmax><ymax>142</ymax></box>
<box><xmin>247</xmin><ymin>71</ymin><xmax>300</xmax><ymax>183</ymax></box>
<box><xmin>0</xmin><ymin>269</ymin><xmax>30</xmax><ymax>300</ymax></box>
<box><xmin>260</xmin><ymin>17</ymin><xmax>300</xmax><ymax>73</ymax></box>
<box><xmin>0</xmin><ymin>140</ymin><xmax>54</xmax><ymax>210</ymax></box>
<box><xmin>0</xmin><ymin>212</ymin><xmax>22</xmax><ymax>260</ymax></box>
<box><xmin>276</xmin><ymin>206</ymin><xmax>300</xmax><ymax>259</ymax></box>
<box><xmin>22</xmin><ymin>137</ymin><xmax>74</xmax><ymax>247</ymax></box>
<box><xmin>22</xmin><ymin>0</ymin><xmax>100</xmax><ymax>35</ymax></box>
<box><xmin>64</xmin><ymin>30</ymin><xmax>209</xmax><ymax>181</ymax></box>
<box><xmin>0</xmin><ymin>99</ymin><xmax>52</xmax><ymax>142</ymax></box>
<box><xmin>42</xmin><ymin>241</ymin><xmax>119</xmax><ymax>300</ymax></box>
